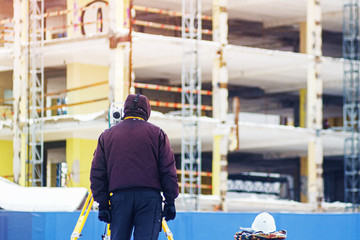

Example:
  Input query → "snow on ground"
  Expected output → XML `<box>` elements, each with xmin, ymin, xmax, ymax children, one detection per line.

<box><xmin>0</xmin><ymin>177</ymin><xmax>88</xmax><ymax>212</ymax></box>
<box><xmin>0</xmin><ymin>176</ymin><xmax>351</xmax><ymax>213</ymax></box>
<box><xmin>175</xmin><ymin>192</ymin><xmax>351</xmax><ymax>213</ymax></box>
<box><xmin>225</xmin><ymin>192</ymin><xmax>351</xmax><ymax>213</ymax></box>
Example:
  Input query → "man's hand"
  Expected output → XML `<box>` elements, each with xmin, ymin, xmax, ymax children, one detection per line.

<box><xmin>164</xmin><ymin>202</ymin><xmax>176</xmax><ymax>221</ymax></box>
<box><xmin>98</xmin><ymin>204</ymin><xmax>111</xmax><ymax>223</ymax></box>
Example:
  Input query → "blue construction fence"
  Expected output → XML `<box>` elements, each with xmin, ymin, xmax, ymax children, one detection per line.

<box><xmin>0</xmin><ymin>211</ymin><xmax>359</xmax><ymax>240</ymax></box>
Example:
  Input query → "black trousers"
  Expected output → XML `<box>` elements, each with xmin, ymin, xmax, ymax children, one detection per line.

<box><xmin>110</xmin><ymin>188</ymin><xmax>163</xmax><ymax>240</ymax></box>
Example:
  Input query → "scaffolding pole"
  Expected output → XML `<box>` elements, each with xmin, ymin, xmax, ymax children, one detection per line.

<box><xmin>181</xmin><ymin>0</ymin><xmax>202</xmax><ymax>210</ymax></box>
<box><xmin>26</xmin><ymin>0</ymin><xmax>44</xmax><ymax>186</ymax></box>
<box><xmin>343</xmin><ymin>0</ymin><xmax>360</xmax><ymax>211</ymax></box>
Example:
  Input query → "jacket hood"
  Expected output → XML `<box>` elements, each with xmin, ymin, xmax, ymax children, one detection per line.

<box><xmin>123</xmin><ymin>94</ymin><xmax>151</xmax><ymax>121</ymax></box>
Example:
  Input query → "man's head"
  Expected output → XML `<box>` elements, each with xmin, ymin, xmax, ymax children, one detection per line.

<box><xmin>123</xmin><ymin>93</ymin><xmax>151</xmax><ymax>121</ymax></box>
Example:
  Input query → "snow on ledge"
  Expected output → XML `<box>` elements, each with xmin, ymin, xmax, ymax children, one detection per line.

<box><xmin>42</xmin><ymin>110</ymin><xmax>107</xmax><ymax>123</ymax></box>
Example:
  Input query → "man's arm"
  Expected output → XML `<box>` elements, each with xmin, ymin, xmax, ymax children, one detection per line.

<box><xmin>90</xmin><ymin>134</ymin><xmax>109</xmax><ymax>206</ymax></box>
<box><xmin>158</xmin><ymin>130</ymin><xmax>179</xmax><ymax>204</ymax></box>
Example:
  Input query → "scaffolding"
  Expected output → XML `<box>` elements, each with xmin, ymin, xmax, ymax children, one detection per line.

<box><xmin>26</xmin><ymin>0</ymin><xmax>45</xmax><ymax>186</ymax></box>
<box><xmin>343</xmin><ymin>0</ymin><xmax>360</xmax><ymax>209</ymax></box>
<box><xmin>181</xmin><ymin>0</ymin><xmax>202</xmax><ymax>210</ymax></box>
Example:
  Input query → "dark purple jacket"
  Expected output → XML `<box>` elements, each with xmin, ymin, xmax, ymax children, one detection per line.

<box><xmin>90</xmin><ymin>94</ymin><xmax>179</xmax><ymax>206</ymax></box>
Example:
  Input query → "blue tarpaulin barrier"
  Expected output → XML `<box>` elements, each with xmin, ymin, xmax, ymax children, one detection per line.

<box><xmin>0</xmin><ymin>211</ymin><xmax>359</xmax><ymax>240</ymax></box>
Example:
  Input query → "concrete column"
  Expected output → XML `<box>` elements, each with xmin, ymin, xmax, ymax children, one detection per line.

<box><xmin>300</xmin><ymin>156</ymin><xmax>308</xmax><ymax>202</ymax></box>
<box><xmin>0</xmin><ymin>140</ymin><xmax>14</xmax><ymax>181</ymax></box>
<box><xmin>66</xmin><ymin>138</ymin><xmax>97</xmax><ymax>190</ymax></box>
<box><xmin>299</xmin><ymin>89</ymin><xmax>308</xmax><ymax>203</ymax></box>
<box><xmin>66</xmin><ymin>63</ymin><xmax>109</xmax><ymax>115</ymax></box>
<box><xmin>212</xmin><ymin>128</ymin><xmax>229</xmax><ymax>210</ymax></box>
<box><xmin>212</xmin><ymin>0</ymin><xmax>229</xmax><ymax>211</ymax></box>
<box><xmin>298</xmin><ymin>89</ymin><xmax>306</xmax><ymax>129</ymax></box>
<box><xmin>108</xmin><ymin>0</ymin><xmax>130</xmax><ymax>103</ymax></box>
<box><xmin>299</xmin><ymin>0</ymin><xmax>323</xmax><ymax>208</ymax></box>
<box><xmin>299</xmin><ymin>22</ymin><xmax>307</xmax><ymax>54</ymax></box>
<box><xmin>12</xmin><ymin>0</ymin><xmax>28</xmax><ymax>185</ymax></box>
<box><xmin>212</xmin><ymin>135</ymin><xmax>221</xmax><ymax>197</ymax></box>
<box><xmin>66</xmin><ymin>0</ymin><xmax>82</xmax><ymax>38</ymax></box>
<box><xmin>212</xmin><ymin>0</ymin><xmax>228</xmax><ymax>121</ymax></box>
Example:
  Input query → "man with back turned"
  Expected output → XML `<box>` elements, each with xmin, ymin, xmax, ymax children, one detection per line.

<box><xmin>90</xmin><ymin>93</ymin><xmax>179</xmax><ymax>240</ymax></box>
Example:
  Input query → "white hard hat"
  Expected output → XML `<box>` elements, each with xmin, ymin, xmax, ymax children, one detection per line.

<box><xmin>251</xmin><ymin>212</ymin><xmax>276</xmax><ymax>233</ymax></box>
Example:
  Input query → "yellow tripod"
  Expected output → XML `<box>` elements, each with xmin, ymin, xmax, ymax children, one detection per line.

<box><xmin>71</xmin><ymin>191</ymin><xmax>174</xmax><ymax>240</ymax></box>
<box><xmin>71</xmin><ymin>192</ymin><xmax>108</xmax><ymax>240</ymax></box>
<box><xmin>162</xmin><ymin>218</ymin><xmax>174</xmax><ymax>240</ymax></box>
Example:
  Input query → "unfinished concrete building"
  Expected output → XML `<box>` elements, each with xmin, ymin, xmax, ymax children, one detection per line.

<box><xmin>0</xmin><ymin>0</ymin><xmax>352</xmax><ymax>212</ymax></box>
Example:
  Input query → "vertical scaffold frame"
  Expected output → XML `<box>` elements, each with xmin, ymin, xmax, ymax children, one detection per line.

<box><xmin>181</xmin><ymin>0</ymin><xmax>202</xmax><ymax>210</ymax></box>
<box><xmin>343</xmin><ymin>0</ymin><xmax>360</xmax><ymax>210</ymax></box>
<box><xmin>26</xmin><ymin>0</ymin><xmax>44</xmax><ymax>186</ymax></box>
